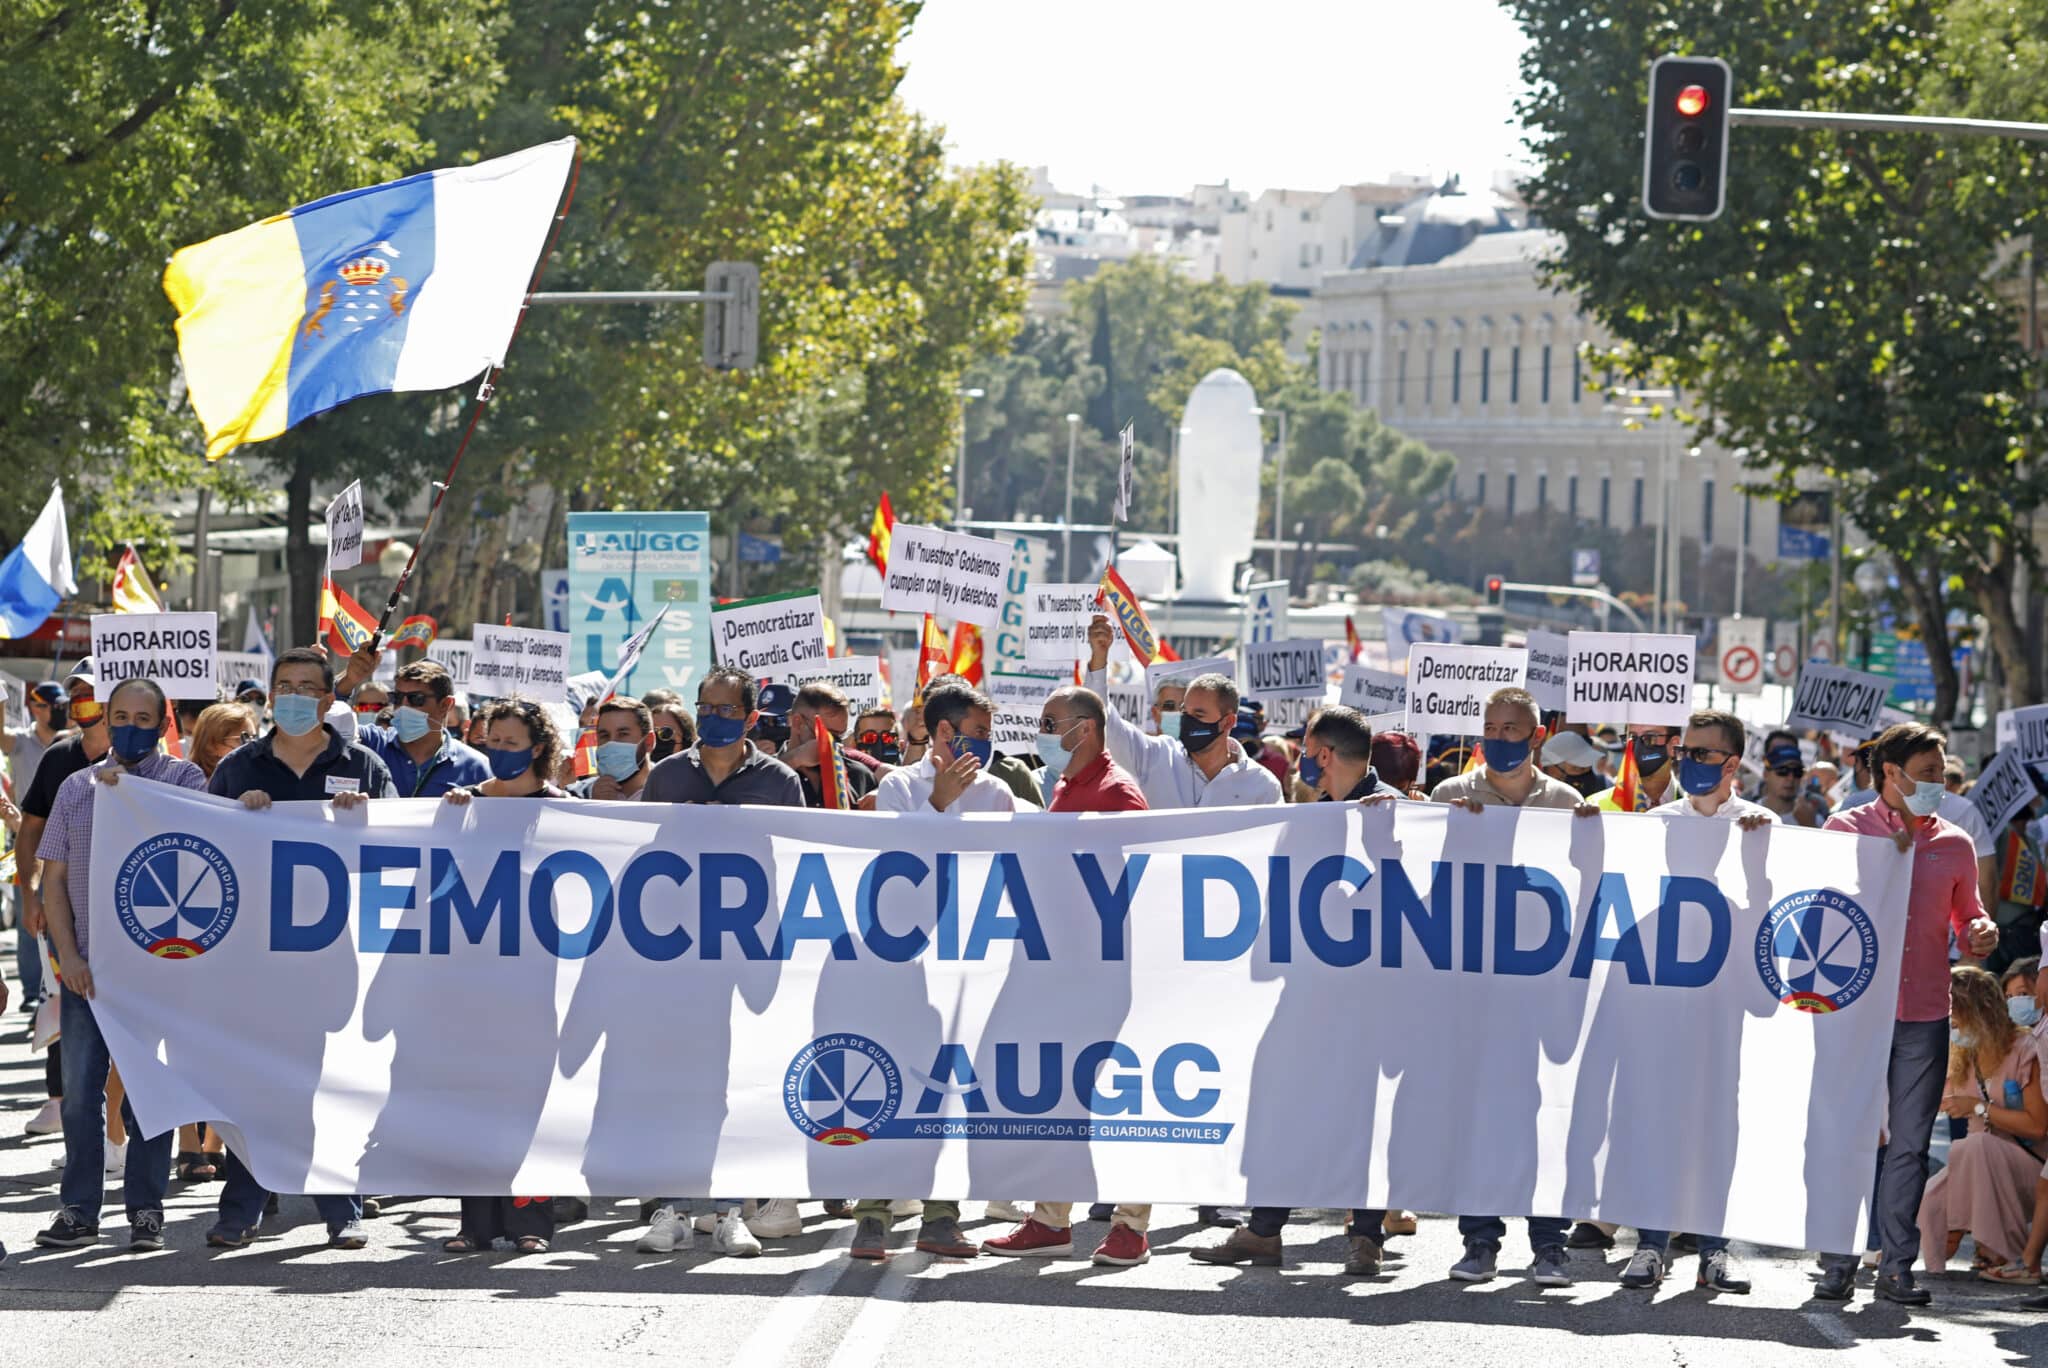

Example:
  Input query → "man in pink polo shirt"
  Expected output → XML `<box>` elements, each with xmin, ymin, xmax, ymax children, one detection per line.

<box><xmin>1814</xmin><ymin>722</ymin><xmax>1999</xmax><ymax>1306</ymax></box>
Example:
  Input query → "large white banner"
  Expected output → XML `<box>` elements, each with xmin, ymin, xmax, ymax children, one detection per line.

<box><xmin>89</xmin><ymin>781</ymin><xmax>1910</xmax><ymax>1251</ymax></box>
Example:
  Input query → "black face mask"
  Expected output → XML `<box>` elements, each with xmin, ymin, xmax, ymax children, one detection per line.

<box><xmin>1563</xmin><ymin>769</ymin><xmax>1606</xmax><ymax>797</ymax></box>
<box><xmin>1180</xmin><ymin>716</ymin><xmax>1227</xmax><ymax>755</ymax></box>
<box><xmin>46</xmin><ymin>703</ymin><xmax>67</xmax><ymax>728</ymax></box>
<box><xmin>651</xmin><ymin>735</ymin><xmax>679</xmax><ymax>763</ymax></box>
<box><xmin>1633</xmin><ymin>743</ymin><xmax>1669</xmax><ymax>777</ymax></box>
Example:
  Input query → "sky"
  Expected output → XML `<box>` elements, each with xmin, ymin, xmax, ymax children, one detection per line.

<box><xmin>896</xmin><ymin>0</ymin><xmax>1534</xmax><ymax>198</ymax></box>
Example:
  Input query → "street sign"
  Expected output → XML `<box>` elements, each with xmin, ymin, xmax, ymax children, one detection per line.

<box><xmin>1777</xmin><ymin>490</ymin><xmax>1832</xmax><ymax>562</ymax></box>
<box><xmin>1717</xmin><ymin>616</ymin><xmax>1765</xmax><ymax>694</ymax></box>
<box><xmin>1571</xmin><ymin>548</ymin><xmax>1601</xmax><ymax>587</ymax></box>
<box><xmin>1240</xmin><ymin>581</ymin><xmax>1289</xmax><ymax>647</ymax></box>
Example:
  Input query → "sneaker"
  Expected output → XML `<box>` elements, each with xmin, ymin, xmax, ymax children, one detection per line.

<box><xmin>1874</xmin><ymin>1270</ymin><xmax>1930</xmax><ymax>1306</ymax></box>
<box><xmin>1619</xmin><ymin>1246</ymin><xmax>1665</xmax><ymax>1289</ymax></box>
<box><xmin>915</xmin><ymin>1217</ymin><xmax>979</xmax><ymax>1258</ymax></box>
<box><xmin>747</xmin><ymin>1198</ymin><xmax>803</xmax><ymax>1239</ymax></box>
<box><xmin>851</xmin><ymin>1216</ymin><xmax>889</xmax><ymax>1260</ymax></box>
<box><xmin>1092</xmin><ymin>1224</ymin><xmax>1149</xmax><ymax>1267</ymax></box>
<box><xmin>1087</xmin><ymin>1202</ymin><xmax>1114</xmax><ymax>1222</ymax></box>
<box><xmin>104</xmin><ymin>1139</ymin><xmax>128</xmax><ymax>1177</ymax></box>
<box><xmin>328</xmin><ymin>1219</ymin><xmax>369</xmax><ymax>1251</ymax></box>
<box><xmin>127</xmin><ymin>1210</ymin><xmax>164</xmax><ymax>1253</ymax></box>
<box><xmin>1565</xmin><ymin>1220</ymin><xmax>1614</xmax><ymax>1250</ymax></box>
<box><xmin>1531</xmin><ymin>1245</ymin><xmax>1573</xmax><ymax>1287</ymax></box>
<box><xmin>983</xmin><ymin>1200</ymin><xmax>1030</xmax><ymax>1223</ymax></box>
<box><xmin>23</xmin><ymin>1098</ymin><xmax>61</xmax><ymax>1136</ymax></box>
<box><xmin>693</xmin><ymin>1208</ymin><xmax>721</xmax><ymax>1234</ymax></box>
<box><xmin>1190</xmin><ymin>1227</ymin><xmax>1281</xmax><ymax>1266</ymax></box>
<box><xmin>985</xmin><ymin>1218</ymin><xmax>1074</xmax><ymax>1257</ymax></box>
<box><xmin>1345</xmin><ymin>1235</ymin><xmax>1383</xmax><ymax>1276</ymax></box>
<box><xmin>35</xmin><ymin>1209</ymin><xmax>98</xmax><ymax>1249</ymax></box>
<box><xmin>713</xmin><ymin>1207</ymin><xmax>762</xmax><ymax>1258</ymax></box>
<box><xmin>637</xmin><ymin>1204</ymin><xmax>690</xmax><ymax>1253</ymax></box>
<box><xmin>1697</xmin><ymin>1249</ymin><xmax>1751</xmax><ymax>1294</ymax></box>
<box><xmin>1450</xmin><ymin>1243</ymin><xmax>1499</xmax><ymax>1283</ymax></box>
<box><xmin>889</xmin><ymin>1198</ymin><xmax>924</xmax><ymax>1219</ymax></box>
<box><xmin>205</xmin><ymin>1223</ymin><xmax>254</xmax><ymax>1249</ymax></box>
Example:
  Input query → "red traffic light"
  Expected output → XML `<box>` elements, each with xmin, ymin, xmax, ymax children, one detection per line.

<box><xmin>1486</xmin><ymin>576</ymin><xmax>1504</xmax><ymax>598</ymax></box>
<box><xmin>1675</xmin><ymin>84</ymin><xmax>1710</xmax><ymax>117</ymax></box>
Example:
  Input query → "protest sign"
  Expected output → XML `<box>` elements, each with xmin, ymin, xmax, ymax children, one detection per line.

<box><xmin>1340</xmin><ymin>664</ymin><xmax>1406</xmax><ymax>715</ymax></box>
<box><xmin>1970</xmin><ymin>747</ymin><xmax>2037</xmax><ymax>833</ymax></box>
<box><xmin>884</xmin><ymin>647</ymin><xmax>919</xmax><ymax>709</ymax></box>
<box><xmin>1382</xmin><ymin>606</ymin><xmax>1462</xmax><ymax>664</ymax></box>
<box><xmin>988</xmin><ymin>670</ymin><xmax>1065</xmax><ymax>713</ymax></box>
<box><xmin>1106</xmin><ymin>671</ymin><xmax>1150</xmax><ymax>726</ymax></box>
<box><xmin>711</xmin><ymin>590</ymin><xmax>829</xmax><ymax>681</ymax></box>
<box><xmin>95</xmin><ymin>779</ymin><xmax>1909</xmax><ymax>1253</ymax></box>
<box><xmin>1565</xmin><ymin>632</ymin><xmax>1696</xmax><ymax>726</ymax></box>
<box><xmin>2008</xmin><ymin>705</ymin><xmax>2048</xmax><ymax>766</ymax></box>
<box><xmin>879</xmin><ymin>526</ymin><xmax>1009</xmax><ymax>629</ymax></box>
<box><xmin>1147</xmin><ymin>654</ymin><xmax>1234</xmax><ymax>700</ymax></box>
<box><xmin>1025</xmin><ymin>583</ymin><xmax>1102</xmax><ymax>662</ymax></box>
<box><xmin>1244</xmin><ymin>638</ymin><xmax>1328</xmax><ymax>701</ymax></box>
<box><xmin>793</xmin><ymin>656</ymin><xmax>884</xmax><ymax>713</ymax></box>
<box><xmin>566</xmin><ymin>512</ymin><xmax>711</xmax><ymax>698</ymax></box>
<box><xmin>1241</xmin><ymin>581</ymin><xmax>1289</xmax><ymax>648</ymax></box>
<box><xmin>91</xmin><ymin>612</ymin><xmax>219</xmax><ymax>701</ymax></box>
<box><xmin>1785</xmin><ymin>663</ymin><xmax>1891</xmax><ymax>739</ymax></box>
<box><xmin>470</xmin><ymin>625</ymin><xmax>571</xmax><ymax>704</ymax></box>
<box><xmin>427</xmin><ymin>638</ymin><xmax>473</xmax><ymax>690</ymax></box>
<box><xmin>1261</xmin><ymin>695</ymin><xmax>1320</xmax><ymax>732</ymax></box>
<box><xmin>1405</xmin><ymin>643</ymin><xmax>1527</xmax><ymax>737</ymax></box>
<box><xmin>324</xmin><ymin>480</ymin><xmax>364</xmax><ymax>572</ymax></box>
<box><xmin>214</xmin><ymin>650</ymin><xmax>271</xmax><ymax>696</ymax></box>
<box><xmin>1523</xmin><ymin>630</ymin><xmax>1570</xmax><ymax>714</ymax></box>
<box><xmin>990</xmin><ymin>707</ymin><xmax>1040</xmax><ymax>758</ymax></box>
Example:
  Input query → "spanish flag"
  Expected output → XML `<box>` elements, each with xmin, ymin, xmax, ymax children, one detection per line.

<box><xmin>815</xmin><ymin>715</ymin><xmax>853</xmax><ymax>810</ymax></box>
<box><xmin>388</xmin><ymin>614</ymin><xmax>438</xmax><ymax>651</ymax></box>
<box><xmin>1154</xmin><ymin>639</ymin><xmax>1181</xmax><ymax>664</ymax></box>
<box><xmin>1612</xmin><ymin>737</ymin><xmax>1642</xmax><ymax>813</ymax></box>
<box><xmin>1096</xmin><ymin>565</ymin><xmax>1156</xmax><ymax>662</ymax></box>
<box><xmin>110</xmin><ymin>546</ymin><xmax>165</xmax><ymax>614</ymax></box>
<box><xmin>162</xmin><ymin>140</ymin><xmax>576</xmax><ymax>459</ymax></box>
<box><xmin>1345</xmin><ymin>615</ymin><xmax>1363</xmax><ymax>663</ymax></box>
<box><xmin>319</xmin><ymin>577</ymin><xmax>378</xmax><ymax>657</ymax></box>
<box><xmin>917</xmin><ymin>613</ymin><xmax>950</xmax><ymax>692</ymax></box>
<box><xmin>867</xmin><ymin>491</ymin><xmax>896</xmax><ymax>576</ymax></box>
<box><xmin>948</xmin><ymin>622</ymin><xmax>985</xmax><ymax>685</ymax></box>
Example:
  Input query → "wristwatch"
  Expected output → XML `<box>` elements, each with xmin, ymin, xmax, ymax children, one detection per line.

<box><xmin>1976</xmin><ymin>1101</ymin><xmax>1990</xmax><ymax>1118</ymax></box>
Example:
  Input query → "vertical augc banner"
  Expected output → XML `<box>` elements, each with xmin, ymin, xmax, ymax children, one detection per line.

<box><xmin>89</xmin><ymin>782</ymin><xmax>1909</xmax><ymax>1252</ymax></box>
<box><xmin>566</xmin><ymin>511</ymin><xmax>711</xmax><ymax>698</ymax></box>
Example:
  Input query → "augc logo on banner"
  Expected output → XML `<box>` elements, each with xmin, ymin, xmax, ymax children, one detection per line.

<box><xmin>1754</xmin><ymin>889</ymin><xmax>1879</xmax><ymax>1014</ymax></box>
<box><xmin>786</xmin><ymin>1034</ymin><xmax>903</xmax><ymax>1145</ymax></box>
<box><xmin>113</xmin><ymin>833</ymin><xmax>241</xmax><ymax>959</ymax></box>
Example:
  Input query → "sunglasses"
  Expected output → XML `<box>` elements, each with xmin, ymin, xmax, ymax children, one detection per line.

<box><xmin>1678</xmin><ymin>746</ymin><xmax>1735</xmax><ymax>765</ymax></box>
<box><xmin>655</xmin><ymin>726</ymin><xmax>682</xmax><ymax>742</ymax></box>
<box><xmin>857</xmin><ymin>730</ymin><xmax>897</xmax><ymax>750</ymax></box>
<box><xmin>391</xmin><ymin>690</ymin><xmax>433</xmax><ymax>708</ymax></box>
<box><xmin>1769</xmin><ymin>764</ymin><xmax>1806</xmax><ymax>778</ymax></box>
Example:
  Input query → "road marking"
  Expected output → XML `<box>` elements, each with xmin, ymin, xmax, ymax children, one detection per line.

<box><xmin>1801</xmin><ymin>1309</ymin><xmax>1895</xmax><ymax>1366</ymax></box>
<box><xmin>726</xmin><ymin>1224</ymin><xmax>856</xmax><ymax>1364</ymax></box>
<box><xmin>824</xmin><ymin>1246</ymin><xmax>931</xmax><ymax>1368</ymax></box>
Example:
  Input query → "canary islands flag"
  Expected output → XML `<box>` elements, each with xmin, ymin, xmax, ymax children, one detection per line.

<box><xmin>0</xmin><ymin>484</ymin><xmax>76</xmax><ymax>640</ymax></box>
<box><xmin>164</xmin><ymin>138</ymin><xmax>577</xmax><ymax>459</ymax></box>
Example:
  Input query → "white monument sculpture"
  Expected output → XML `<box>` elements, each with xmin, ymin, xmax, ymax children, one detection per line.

<box><xmin>1176</xmin><ymin>367</ymin><xmax>1262</xmax><ymax>602</ymax></box>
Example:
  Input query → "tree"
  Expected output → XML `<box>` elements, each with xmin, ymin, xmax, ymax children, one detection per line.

<box><xmin>1506</xmin><ymin>0</ymin><xmax>2048</xmax><ymax>720</ymax></box>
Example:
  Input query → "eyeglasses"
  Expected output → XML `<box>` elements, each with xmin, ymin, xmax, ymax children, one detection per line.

<box><xmin>391</xmin><ymin>690</ymin><xmax>432</xmax><ymax>708</ymax></box>
<box><xmin>1158</xmin><ymin>700</ymin><xmax>1181</xmax><ymax>713</ymax></box>
<box><xmin>1679</xmin><ymin>746</ymin><xmax>1735</xmax><ymax>765</ymax></box>
<box><xmin>273</xmin><ymin>683</ymin><xmax>329</xmax><ymax>697</ymax></box>
<box><xmin>698</xmin><ymin>703</ymin><xmax>747</xmax><ymax>719</ymax></box>
<box><xmin>234</xmin><ymin>730</ymin><xmax>258</xmax><ymax>745</ymax></box>
<box><xmin>1038</xmin><ymin>717</ymin><xmax>1084</xmax><ymax>736</ymax></box>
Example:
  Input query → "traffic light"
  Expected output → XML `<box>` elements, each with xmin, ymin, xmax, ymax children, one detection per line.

<box><xmin>1642</xmin><ymin>55</ymin><xmax>1732</xmax><ymax>221</ymax></box>
<box><xmin>702</xmin><ymin>260</ymin><xmax>759</xmax><ymax>370</ymax></box>
<box><xmin>1485</xmin><ymin>575</ymin><xmax>1506</xmax><ymax>605</ymax></box>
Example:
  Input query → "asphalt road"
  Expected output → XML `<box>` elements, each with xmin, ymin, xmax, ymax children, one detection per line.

<box><xmin>3</xmin><ymin>948</ymin><xmax>2047</xmax><ymax>1365</ymax></box>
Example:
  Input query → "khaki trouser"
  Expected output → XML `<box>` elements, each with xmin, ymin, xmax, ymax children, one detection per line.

<box><xmin>1031</xmin><ymin>1201</ymin><xmax>1149</xmax><ymax>1233</ymax></box>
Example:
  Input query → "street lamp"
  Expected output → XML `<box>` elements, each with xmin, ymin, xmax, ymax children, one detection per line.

<box><xmin>1063</xmin><ymin>413</ymin><xmax>1080</xmax><ymax>577</ymax></box>
<box><xmin>1249</xmin><ymin>405</ymin><xmax>1290</xmax><ymax>583</ymax></box>
<box><xmin>953</xmin><ymin>387</ymin><xmax>986</xmax><ymax>526</ymax></box>
<box><xmin>1606</xmin><ymin>390</ymin><xmax>1676</xmax><ymax>632</ymax></box>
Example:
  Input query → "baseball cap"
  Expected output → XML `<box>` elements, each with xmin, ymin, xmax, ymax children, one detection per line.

<box><xmin>1764</xmin><ymin>743</ymin><xmax>1803</xmax><ymax>769</ymax></box>
<box><xmin>234</xmin><ymin>679</ymin><xmax>267</xmax><ymax>698</ymax></box>
<box><xmin>29</xmin><ymin>681</ymin><xmax>64</xmax><ymax>705</ymax></box>
<box><xmin>756</xmin><ymin>682</ymin><xmax>796</xmax><ymax>717</ymax></box>
<box><xmin>1232</xmin><ymin>703</ymin><xmax>1263</xmax><ymax>740</ymax></box>
<box><xmin>1540</xmin><ymin>730</ymin><xmax>1602</xmax><ymax>770</ymax></box>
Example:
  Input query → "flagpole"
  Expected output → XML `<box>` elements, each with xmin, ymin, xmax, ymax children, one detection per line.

<box><xmin>370</xmin><ymin>140</ymin><xmax>584</xmax><ymax>646</ymax></box>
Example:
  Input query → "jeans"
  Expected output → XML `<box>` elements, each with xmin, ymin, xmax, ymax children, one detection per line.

<box><xmin>1248</xmin><ymin>1206</ymin><xmax>1385</xmax><ymax>1241</ymax></box>
<box><xmin>1460</xmin><ymin>1214</ymin><xmax>1571</xmax><ymax>1253</ymax></box>
<box><xmin>15</xmin><ymin>924</ymin><xmax>43</xmax><ymax>1004</ymax></box>
<box><xmin>1636</xmin><ymin>1227</ymin><xmax>1727</xmax><ymax>1256</ymax></box>
<box><xmin>1822</xmin><ymin>1017</ymin><xmax>1950</xmax><ymax>1279</ymax></box>
<box><xmin>57</xmin><ymin>991</ymin><xmax>172</xmax><ymax>1225</ymax></box>
<box><xmin>216</xmin><ymin>1149</ymin><xmax>361</xmax><ymax>1235</ymax></box>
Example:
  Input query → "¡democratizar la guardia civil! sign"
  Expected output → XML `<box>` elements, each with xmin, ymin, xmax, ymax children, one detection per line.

<box><xmin>88</xmin><ymin>780</ymin><xmax>1910</xmax><ymax>1254</ymax></box>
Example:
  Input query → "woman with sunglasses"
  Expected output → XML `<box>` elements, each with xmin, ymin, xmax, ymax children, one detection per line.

<box><xmin>639</xmin><ymin>688</ymin><xmax>696</xmax><ymax>765</ymax></box>
<box><xmin>439</xmin><ymin>699</ymin><xmax>572</xmax><ymax>1254</ymax></box>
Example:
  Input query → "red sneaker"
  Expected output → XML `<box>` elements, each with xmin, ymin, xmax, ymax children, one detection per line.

<box><xmin>1092</xmin><ymin>1223</ymin><xmax>1150</xmax><ymax>1266</ymax></box>
<box><xmin>984</xmin><ymin>1218</ymin><xmax>1074</xmax><ymax>1257</ymax></box>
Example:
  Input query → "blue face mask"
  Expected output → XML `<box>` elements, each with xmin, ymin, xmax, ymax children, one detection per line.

<box><xmin>487</xmin><ymin>746</ymin><xmax>535</xmax><ymax>781</ymax></box>
<box><xmin>1298</xmin><ymin>748</ymin><xmax>1323</xmax><ymax>789</ymax></box>
<box><xmin>272</xmin><ymin>693</ymin><xmax>323</xmax><ymax>737</ymax></box>
<box><xmin>2011</xmin><ymin>997</ymin><xmax>2042</xmax><ymax>1029</ymax></box>
<box><xmin>952</xmin><ymin>734</ymin><xmax>994</xmax><ymax>768</ymax></box>
<box><xmin>1678</xmin><ymin>755</ymin><xmax>1727</xmax><ymax>797</ymax></box>
<box><xmin>1158</xmin><ymin>710</ymin><xmax>1183</xmax><ymax>740</ymax></box>
<box><xmin>697</xmin><ymin>711</ymin><xmax>748</xmax><ymax>749</ymax></box>
<box><xmin>392</xmin><ymin>705</ymin><xmax>433</xmax><ymax>743</ymax></box>
<box><xmin>1036</xmin><ymin>733</ymin><xmax>1073</xmax><ymax>776</ymax></box>
<box><xmin>594</xmin><ymin>740</ymin><xmax>643</xmax><ymax>781</ymax></box>
<box><xmin>1484</xmin><ymin>735</ymin><xmax>1532</xmax><ymax>773</ymax></box>
<box><xmin>110</xmin><ymin>723</ymin><xmax>158</xmax><ymax>764</ymax></box>
<box><xmin>1899</xmin><ymin>774</ymin><xmax>1945</xmax><ymax>818</ymax></box>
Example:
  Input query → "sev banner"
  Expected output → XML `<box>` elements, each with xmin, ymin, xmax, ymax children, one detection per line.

<box><xmin>89</xmin><ymin>781</ymin><xmax>1908</xmax><ymax>1251</ymax></box>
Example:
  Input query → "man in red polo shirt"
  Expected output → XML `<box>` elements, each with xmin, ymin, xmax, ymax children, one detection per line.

<box><xmin>987</xmin><ymin>686</ymin><xmax>1151</xmax><ymax>1267</ymax></box>
<box><xmin>1040</xmin><ymin>686</ymin><xmax>1147</xmax><ymax>814</ymax></box>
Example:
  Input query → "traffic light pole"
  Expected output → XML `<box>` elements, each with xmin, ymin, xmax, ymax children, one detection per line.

<box><xmin>1493</xmin><ymin>580</ymin><xmax>1648</xmax><ymax>632</ymax></box>
<box><xmin>1727</xmin><ymin>108</ymin><xmax>2048</xmax><ymax>143</ymax></box>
